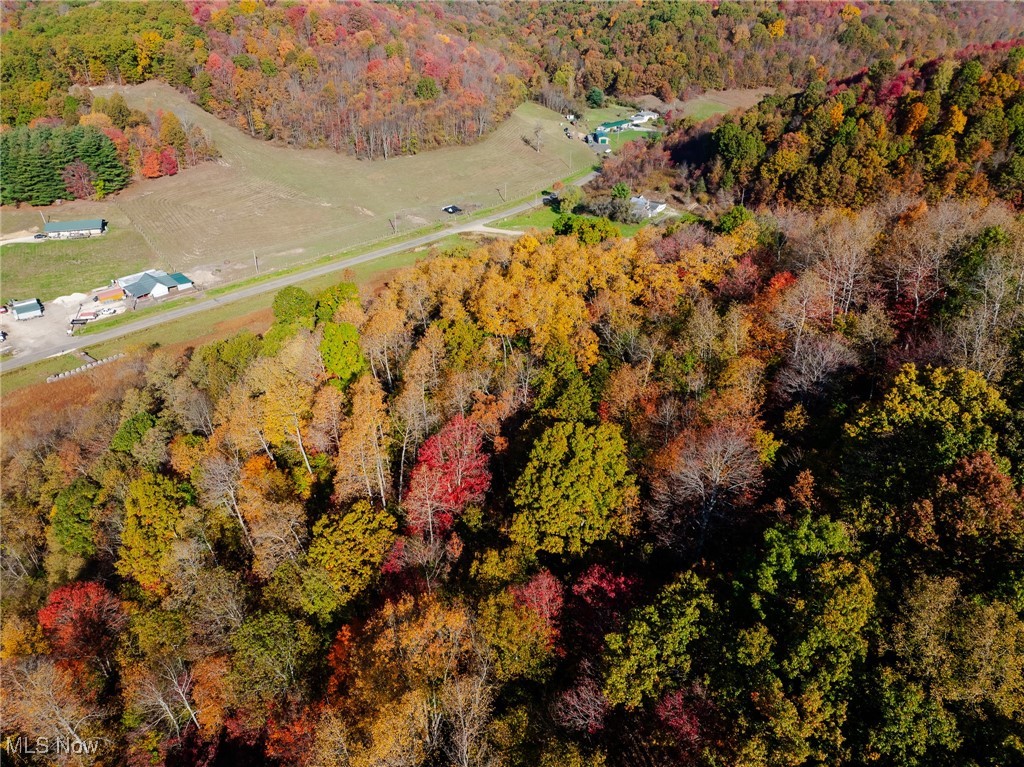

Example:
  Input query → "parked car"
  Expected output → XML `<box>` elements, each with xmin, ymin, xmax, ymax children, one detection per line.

<box><xmin>442</xmin><ymin>205</ymin><xmax>462</xmax><ymax>215</ymax></box>
<box><xmin>98</xmin><ymin>307</ymin><xmax>117</xmax><ymax>316</ymax></box>
<box><xmin>33</xmin><ymin>233</ymin><xmax>47</xmax><ymax>239</ymax></box>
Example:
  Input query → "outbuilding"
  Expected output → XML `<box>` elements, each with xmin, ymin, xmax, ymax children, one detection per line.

<box><xmin>43</xmin><ymin>219</ymin><xmax>106</xmax><ymax>239</ymax></box>
<box><xmin>118</xmin><ymin>270</ymin><xmax>194</xmax><ymax>300</ymax></box>
<box><xmin>11</xmin><ymin>298</ymin><xmax>44</xmax><ymax>320</ymax></box>
<box><xmin>598</xmin><ymin>119</ymin><xmax>633</xmax><ymax>133</ymax></box>
<box><xmin>169</xmin><ymin>273</ymin><xmax>193</xmax><ymax>291</ymax></box>
<box><xmin>95</xmin><ymin>287</ymin><xmax>125</xmax><ymax>303</ymax></box>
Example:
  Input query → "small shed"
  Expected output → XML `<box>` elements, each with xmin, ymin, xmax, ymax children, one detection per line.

<box><xmin>169</xmin><ymin>273</ymin><xmax>194</xmax><ymax>291</ymax></box>
<box><xmin>11</xmin><ymin>299</ymin><xmax>44</xmax><ymax>320</ymax></box>
<box><xmin>44</xmin><ymin>219</ymin><xmax>106</xmax><ymax>239</ymax></box>
<box><xmin>96</xmin><ymin>287</ymin><xmax>125</xmax><ymax>303</ymax></box>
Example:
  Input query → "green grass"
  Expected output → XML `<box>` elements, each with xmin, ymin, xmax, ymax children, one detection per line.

<box><xmin>495</xmin><ymin>206</ymin><xmax>560</xmax><ymax>230</ymax></box>
<box><xmin>617</xmin><ymin>220</ymin><xmax>650</xmax><ymax>238</ymax></box>
<box><xmin>583</xmin><ymin>104</ymin><xmax>634</xmax><ymax>126</ymax></box>
<box><xmin>686</xmin><ymin>101</ymin><xmax>737</xmax><ymax>122</ymax></box>
<box><xmin>0</xmin><ymin>227</ymin><xmax>155</xmax><ymax>302</ymax></box>
<box><xmin>608</xmin><ymin>128</ymin><xmax>654</xmax><ymax>151</ymax></box>
<box><xmin>0</xmin><ymin>353</ymin><xmax>82</xmax><ymax>393</ymax></box>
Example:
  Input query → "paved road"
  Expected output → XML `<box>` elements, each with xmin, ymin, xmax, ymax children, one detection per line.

<box><xmin>0</xmin><ymin>173</ymin><xmax>595</xmax><ymax>373</ymax></box>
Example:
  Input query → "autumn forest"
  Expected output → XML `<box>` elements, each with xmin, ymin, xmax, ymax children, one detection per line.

<box><xmin>2</xmin><ymin>2</ymin><xmax>1024</xmax><ymax>767</ymax></box>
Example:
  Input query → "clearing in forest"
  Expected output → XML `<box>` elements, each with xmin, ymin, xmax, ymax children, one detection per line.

<box><xmin>0</xmin><ymin>82</ymin><xmax>584</xmax><ymax>301</ymax></box>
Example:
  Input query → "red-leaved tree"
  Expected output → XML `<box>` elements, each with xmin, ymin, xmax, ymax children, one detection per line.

<box><xmin>512</xmin><ymin>569</ymin><xmax>564</xmax><ymax>644</ymax></box>
<box><xmin>403</xmin><ymin>415</ymin><xmax>491</xmax><ymax>542</ymax></box>
<box><xmin>159</xmin><ymin>147</ymin><xmax>179</xmax><ymax>176</ymax></box>
<box><xmin>61</xmin><ymin>160</ymin><xmax>97</xmax><ymax>199</ymax></box>
<box><xmin>38</xmin><ymin>582</ymin><xmax>124</xmax><ymax>677</ymax></box>
<box><xmin>141</xmin><ymin>150</ymin><xmax>163</xmax><ymax>179</ymax></box>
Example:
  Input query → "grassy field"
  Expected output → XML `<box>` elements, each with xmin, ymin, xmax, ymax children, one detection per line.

<box><xmin>496</xmin><ymin>206</ymin><xmax>560</xmax><ymax>230</ymax></box>
<box><xmin>0</xmin><ymin>225</ymin><xmax>156</xmax><ymax>301</ymax></box>
<box><xmin>608</xmin><ymin>128</ymin><xmax>653</xmax><ymax>151</ymax></box>
<box><xmin>1</xmin><ymin>82</ymin><xmax>586</xmax><ymax>302</ymax></box>
<box><xmin>674</xmin><ymin>88</ymin><xmax>774</xmax><ymax>121</ymax></box>
<box><xmin>0</xmin><ymin>353</ymin><xmax>84</xmax><ymax>393</ymax></box>
<box><xmin>583</xmin><ymin>104</ymin><xmax>634</xmax><ymax>126</ymax></box>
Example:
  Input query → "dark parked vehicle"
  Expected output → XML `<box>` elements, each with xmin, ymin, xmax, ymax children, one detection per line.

<box><xmin>442</xmin><ymin>205</ymin><xmax>462</xmax><ymax>214</ymax></box>
<box><xmin>33</xmin><ymin>233</ymin><xmax>47</xmax><ymax>239</ymax></box>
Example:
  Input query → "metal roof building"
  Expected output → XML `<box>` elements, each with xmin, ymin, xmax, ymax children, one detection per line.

<box><xmin>118</xmin><ymin>270</ymin><xmax>194</xmax><ymax>299</ymax></box>
<box><xmin>11</xmin><ymin>298</ymin><xmax>44</xmax><ymax>320</ymax></box>
<box><xmin>43</xmin><ymin>219</ymin><xmax>106</xmax><ymax>238</ymax></box>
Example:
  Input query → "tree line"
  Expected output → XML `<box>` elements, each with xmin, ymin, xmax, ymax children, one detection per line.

<box><xmin>3</xmin><ymin>1</ymin><xmax>1022</xmax><ymax>159</ymax></box>
<box><xmin>0</xmin><ymin>92</ymin><xmax>217</xmax><ymax>205</ymax></box>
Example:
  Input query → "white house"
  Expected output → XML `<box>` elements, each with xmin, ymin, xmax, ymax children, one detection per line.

<box><xmin>630</xmin><ymin>195</ymin><xmax>668</xmax><ymax>219</ymax></box>
<box><xmin>44</xmin><ymin>219</ymin><xmax>106</xmax><ymax>239</ymax></box>
<box><xmin>631</xmin><ymin>110</ymin><xmax>660</xmax><ymax>125</ymax></box>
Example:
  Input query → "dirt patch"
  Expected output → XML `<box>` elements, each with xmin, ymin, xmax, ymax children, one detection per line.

<box><xmin>0</xmin><ymin>229</ymin><xmax>36</xmax><ymax>243</ymax></box>
<box><xmin>163</xmin><ymin>306</ymin><xmax>275</xmax><ymax>355</ymax></box>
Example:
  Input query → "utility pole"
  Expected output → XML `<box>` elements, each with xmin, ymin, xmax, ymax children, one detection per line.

<box><xmin>253</xmin><ymin>250</ymin><xmax>259</xmax><ymax>274</ymax></box>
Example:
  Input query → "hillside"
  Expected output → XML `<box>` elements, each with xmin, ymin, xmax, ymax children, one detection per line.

<box><xmin>4</xmin><ymin>1</ymin><xmax>1023</xmax><ymax>157</ymax></box>
<box><xmin>1</xmin><ymin>82</ymin><xmax>580</xmax><ymax>301</ymax></box>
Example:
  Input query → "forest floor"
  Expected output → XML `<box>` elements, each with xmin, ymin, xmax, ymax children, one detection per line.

<box><xmin>0</xmin><ymin>82</ymin><xmax>585</xmax><ymax>302</ymax></box>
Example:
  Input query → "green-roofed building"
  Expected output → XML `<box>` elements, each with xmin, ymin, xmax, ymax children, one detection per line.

<box><xmin>43</xmin><ymin>219</ymin><xmax>106</xmax><ymax>239</ymax></box>
<box><xmin>597</xmin><ymin>119</ymin><xmax>633</xmax><ymax>132</ymax></box>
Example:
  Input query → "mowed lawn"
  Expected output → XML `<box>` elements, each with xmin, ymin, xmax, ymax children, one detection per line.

<box><xmin>677</xmin><ymin>88</ymin><xmax>775</xmax><ymax>121</ymax></box>
<box><xmin>1</xmin><ymin>81</ymin><xmax>585</xmax><ymax>301</ymax></box>
<box><xmin>1</xmin><ymin>222</ymin><xmax>156</xmax><ymax>300</ymax></box>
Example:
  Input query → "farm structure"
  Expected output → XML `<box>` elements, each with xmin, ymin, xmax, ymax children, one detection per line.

<box><xmin>95</xmin><ymin>287</ymin><xmax>125</xmax><ymax>303</ymax></box>
<box><xmin>596</xmin><ymin>119</ymin><xmax>633</xmax><ymax>134</ymax></box>
<box><xmin>117</xmin><ymin>270</ymin><xmax>193</xmax><ymax>300</ymax></box>
<box><xmin>11</xmin><ymin>298</ymin><xmax>44</xmax><ymax>320</ymax></box>
<box><xmin>43</xmin><ymin>219</ymin><xmax>106</xmax><ymax>239</ymax></box>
